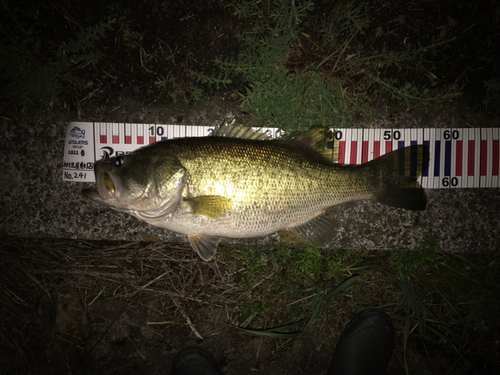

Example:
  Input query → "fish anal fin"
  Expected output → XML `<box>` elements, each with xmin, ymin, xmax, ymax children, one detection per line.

<box><xmin>184</xmin><ymin>196</ymin><xmax>232</xmax><ymax>219</ymax></box>
<box><xmin>188</xmin><ymin>234</ymin><xmax>220</xmax><ymax>261</ymax></box>
<box><xmin>288</xmin><ymin>210</ymin><xmax>342</xmax><ymax>248</ymax></box>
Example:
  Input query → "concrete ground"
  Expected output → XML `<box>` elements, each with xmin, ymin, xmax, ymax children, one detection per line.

<box><xmin>1</xmin><ymin>95</ymin><xmax>499</xmax><ymax>254</ymax></box>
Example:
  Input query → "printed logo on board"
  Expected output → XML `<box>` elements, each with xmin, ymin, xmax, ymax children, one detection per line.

<box><xmin>100</xmin><ymin>146</ymin><xmax>131</xmax><ymax>159</ymax></box>
<box><xmin>101</xmin><ymin>146</ymin><xmax>114</xmax><ymax>159</ymax></box>
<box><xmin>70</xmin><ymin>126</ymin><xmax>86</xmax><ymax>139</ymax></box>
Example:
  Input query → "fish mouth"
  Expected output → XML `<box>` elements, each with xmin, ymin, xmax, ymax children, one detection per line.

<box><xmin>97</xmin><ymin>170</ymin><xmax>122</xmax><ymax>201</ymax></box>
<box><xmin>82</xmin><ymin>169</ymin><xmax>125</xmax><ymax>208</ymax></box>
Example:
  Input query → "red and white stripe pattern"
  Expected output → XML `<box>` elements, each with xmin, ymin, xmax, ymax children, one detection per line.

<box><xmin>93</xmin><ymin>123</ymin><xmax>500</xmax><ymax>189</ymax></box>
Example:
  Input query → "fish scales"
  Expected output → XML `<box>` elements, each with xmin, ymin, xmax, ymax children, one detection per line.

<box><xmin>164</xmin><ymin>137</ymin><xmax>375</xmax><ymax>238</ymax></box>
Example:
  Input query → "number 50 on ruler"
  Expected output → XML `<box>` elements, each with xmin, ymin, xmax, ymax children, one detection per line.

<box><xmin>332</xmin><ymin>128</ymin><xmax>500</xmax><ymax>189</ymax></box>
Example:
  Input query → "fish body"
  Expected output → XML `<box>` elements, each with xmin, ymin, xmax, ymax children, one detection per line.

<box><xmin>83</xmin><ymin>125</ymin><xmax>428</xmax><ymax>260</ymax></box>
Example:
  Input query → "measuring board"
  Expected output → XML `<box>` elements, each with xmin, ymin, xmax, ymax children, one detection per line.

<box><xmin>63</xmin><ymin>122</ymin><xmax>500</xmax><ymax>189</ymax></box>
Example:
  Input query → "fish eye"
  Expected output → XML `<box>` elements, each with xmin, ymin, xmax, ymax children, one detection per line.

<box><xmin>115</xmin><ymin>156</ymin><xmax>125</xmax><ymax>167</ymax></box>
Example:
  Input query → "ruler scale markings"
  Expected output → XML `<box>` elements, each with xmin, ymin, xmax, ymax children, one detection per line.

<box><xmin>344</xmin><ymin>129</ymin><xmax>352</xmax><ymax>164</ymax></box>
<box><xmin>416</xmin><ymin>129</ymin><xmax>425</xmax><ymax>187</ymax></box>
<box><xmin>434</xmin><ymin>135</ymin><xmax>441</xmax><ymax>188</ymax></box>
<box><xmin>137</xmin><ymin>124</ymin><xmax>144</xmax><ymax>145</ymax></box>
<box><xmin>357</xmin><ymin>128</ymin><xmax>363</xmax><ymax>163</ymax></box>
<box><xmin>429</xmin><ymin>128</ymin><xmax>436</xmax><ymax>188</ymax></box>
<box><xmin>403</xmin><ymin>129</ymin><xmax>411</xmax><ymax>179</ymax></box>
<box><xmin>467</xmin><ymin>129</ymin><xmax>476</xmax><ymax>187</ymax></box>
<box><xmin>440</xmin><ymin>129</ymin><xmax>448</xmax><ymax>187</ymax></box>
<box><xmin>100</xmin><ymin>123</ymin><xmax>106</xmax><ymax>144</ymax></box>
<box><xmin>455</xmin><ymin>129</ymin><xmax>464</xmax><ymax>187</ymax></box>
<box><xmin>355</xmin><ymin>129</ymin><xmax>362</xmax><ymax>164</ymax></box>
<box><xmin>100</xmin><ymin>122</ymin><xmax>107</xmax><ymax>144</ymax></box>
<box><xmin>464</xmin><ymin>129</ymin><xmax>470</xmax><ymax>187</ymax></box>
<box><xmin>480</xmin><ymin>128</ymin><xmax>488</xmax><ymax>187</ymax></box>
<box><xmin>64</xmin><ymin>122</ymin><xmax>500</xmax><ymax>187</ymax></box>
<box><xmin>373</xmin><ymin>129</ymin><xmax>381</xmax><ymax>160</ymax></box>
<box><xmin>435</xmin><ymin>139</ymin><xmax>441</xmax><ymax>177</ymax></box>
<box><xmin>385</xmin><ymin>139</ymin><xmax>392</xmax><ymax>154</ymax></box>
<box><xmin>358</xmin><ymin>129</ymin><xmax>364</xmax><ymax>164</ymax></box>
<box><xmin>362</xmin><ymin>129</ymin><xmax>369</xmax><ymax>164</ymax></box>
<box><xmin>125</xmin><ymin>123</ymin><xmax>132</xmax><ymax>145</ymax></box>
<box><xmin>110</xmin><ymin>123</ymin><xmax>114</xmax><ymax>144</ymax></box>
<box><xmin>492</xmin><ymin>128</ymin><xmax>499</xmax><ymax>188</ymax></box>
<box><xmin>410</xmin><ymin>143</ymin><xmax>417</xmax><ymax>179</ymax></box>
<box><xmin>107</xmin><ymin>123</ymin><xmax>112</xmax><ymax>144</ymax></box>
<box><xmin>481</xmin><ymin>139</ymin><xmax>487</xmax><ymax>177</ymax></box>
<box><xmin>488</xmin><ymin>127</ymin><xmax>495</xmax><ymax>187</ymax></box>
<box><xmin>468</xmin><ymin>129</ymin><xmax>475</xmax><ymax>182</ymax></box>
<box><xmin>350</xmin><ymin>130</ymin><xmax>357</xmax><ymax>164</ymax></box>
<box><xmin>486</xmin><ymin>128</ymin><xmax>493</xmax><ymax>188</ymax></box>
<box><xmin>479</xmin><ymin>129</ymin><xmax>488</xmax><ymax>187</ymax></box>
<box><xmin>468</xmin><ymin>129</ymin><xmax>474</xmax><ymax>188</ymax></box>
<box><xmin>134</xmin><ymin>123</ymin><xmax>139</xmax><ymax>145</ymax></box>
<box><xmin>367</xmin><ymin>129</ymin><xmax>374</xmax><ymax>161</ymax></box>
<box><xmin>450</xmin><ymin>128</ymin><xmax>458</xmax><ymax>187</ymax></box>
<box><xmin>148</xmin><ymin>125</ymin><xmax>155</xmax><ymax>144</ymax></box>
<box><xmin>112</xmin><ymin>123</ymin><xmax>119</xmax><ymax>144</ymax></box>
<box><xmin>410</xmin><ymin>129</ymin><xmax>418</xmax><ymax>180</ymax></box>
<box><xmin>474</xmin><ymin>128</ymin><xmax>481</xmax><ymax>188</ymax></box>
<box><xmin>338</xmin><ymin>130</ymin><xmax>346</xmax><ymax>164</ymax></box>
<box><xmin>396</xmin><ymin>128</ymin><xmax>403</xmax><ymax>150</ymax></box>
<box><xmin>160</xmin><ymin>124</ymin><xmax>168</xmax><ymax>141</ymax></box>
<box><xmin>375</xmin><ymin>128</ymin><xmax>380</xmax><ymax>158</ymax></box>
<box><xmin>444</xmin><ymin>131</ymin><xmax>452</xmax><ymax>177</ymax></box>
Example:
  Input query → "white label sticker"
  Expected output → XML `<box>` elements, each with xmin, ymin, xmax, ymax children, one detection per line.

<box><xmin>62</xmin><ymin>122</ymin><xmax>96</xmax><ymax>182</ymax></box>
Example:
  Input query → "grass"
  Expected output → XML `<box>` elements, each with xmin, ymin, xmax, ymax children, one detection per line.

<box><xmin>1</xmin><ymin>235</ymin><xmax>499</xmax><ymax>373</ymax></box>
<box><xmin>4</xmin><ymin>0</ymin><xmax>499</xmax><ymax>125</ymax></box>
<box><xmin>212</xmin><ymin>0</ymin><xmax>462</xmax><ymax>132</ymax></box>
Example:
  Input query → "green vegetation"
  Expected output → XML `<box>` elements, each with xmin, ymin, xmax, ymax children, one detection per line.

<box><xmin>4</xmin><ymin>0</ymin><xmax>494</xmax><ymax>127</ymax></box>
<box><xmin>217</xmin><ymin>235</ymin><xmax>500</xmax><ymax>371</ymax></box>
<box><xmin>214</xmin><ymin>0</ymin><xmax>461</xmax><ymax>131</ymax></box>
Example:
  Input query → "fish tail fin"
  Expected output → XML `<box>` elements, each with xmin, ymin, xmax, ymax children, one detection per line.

<box><xmin>370</xmin><ymin>145</ymin><xmax>429</xmax><ymax>211</ymax></box>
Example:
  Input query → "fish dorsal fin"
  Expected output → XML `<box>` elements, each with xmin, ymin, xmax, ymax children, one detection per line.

<box><xmin>279</xmin><ymin>127</ymin><xmax>339</xmax><ymax>163</ymax></box>
<box><xmin>287</xmin><ymin>210</ymin><xmax>342</xmax><ymax>248</ymax></box>
<box><xmin>188</xmin><ymin>233</ymin><xmax>220</xmax><ymax>261</ymax></box>
<box><xmin>212</xmin><ymin>124</ymin><xmax>271</xmax><ymax>140</ymax></box>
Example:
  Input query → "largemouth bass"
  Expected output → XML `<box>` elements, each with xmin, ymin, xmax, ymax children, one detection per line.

<box><xmin>83</xmin><ymin>125</ymin><xmax>429</xmax><ymax>261</ymax></box>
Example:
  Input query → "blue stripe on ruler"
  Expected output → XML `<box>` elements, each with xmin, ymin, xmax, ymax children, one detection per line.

<box><xmin>445</xmin><ymin>140</ymin><xmax>451</xmax><ymax>176</ymax></box>
<box><xmin>398</xmin><ymin>141</ymin><xmax>405</xmax><ymax>149</ymax></box>
<box><xmin>161</xmin><ymin>137</ymin><xmax>168</xmax><ymax>141</ymax></box>
<box><xmin>434</xmin><ymin>140</ymin><xmax>441</xmax><ymax>177</ymax></box>
<box><xmin>423</xmin><ymin>140</ymin><xmax>429</xmax><ymax>177</ymax></box>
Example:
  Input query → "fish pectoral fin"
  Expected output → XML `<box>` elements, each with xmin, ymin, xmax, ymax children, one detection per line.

<box><xmin>288</xmin><ymin>210</ymin><xmax>342</xmax><ymax>248</ymax></box>
<box><xmin>188</xmin><ymin>234</ymin><xmax>220</xmax><ymax>261</ymax></box>
<box><xmin>184</xmin><ymin>196</ymin><xmax>232</xmax><ymax>219</ymax></box>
